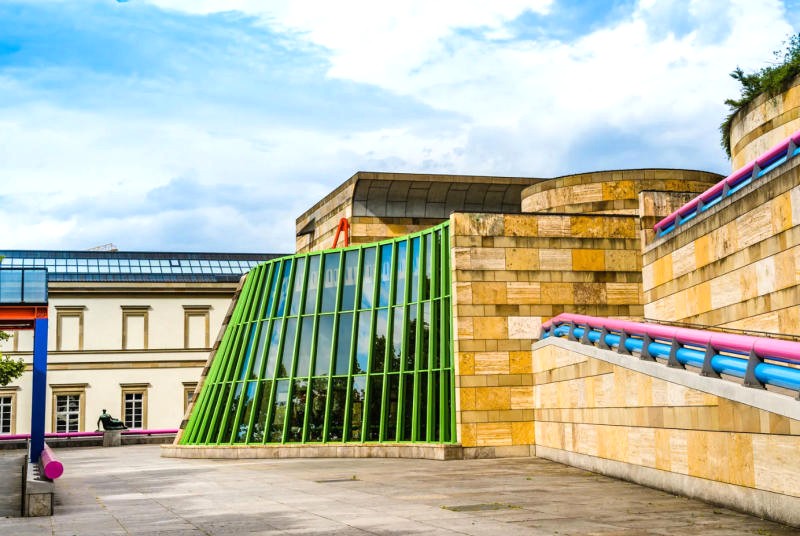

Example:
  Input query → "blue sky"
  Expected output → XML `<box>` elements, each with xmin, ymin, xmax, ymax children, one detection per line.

<box><xmin>0</xmin><ymin>0</ymin><xmax>797</xmax><ymax>252</ymax></box>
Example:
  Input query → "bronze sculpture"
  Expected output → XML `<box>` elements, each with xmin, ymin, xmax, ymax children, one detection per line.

<box><xmin>97</xmin><ymin>409</ymin><xmax>128</xmax><ymax>431</ymax></box>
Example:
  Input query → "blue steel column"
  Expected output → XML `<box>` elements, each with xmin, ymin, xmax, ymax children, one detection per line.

<box><xmin>30</xmin><ymin>317</ymin><xmax>48</xmax><ymax>463</ymax></box>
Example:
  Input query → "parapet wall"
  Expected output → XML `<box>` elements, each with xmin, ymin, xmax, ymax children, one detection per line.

<box><xmin>643</xmin><ymin>156</ymin><xmax>800</xmax><ymax>332</ymax></box>
<box><xmin>730</xmin><ymin>75</ymin><xmax>800</xmax><ymax>170</ymax></box>
<box><xmin>532</xmin><ymin>337</ymin><xmax>800</xmax><ymax>526</ymax></box>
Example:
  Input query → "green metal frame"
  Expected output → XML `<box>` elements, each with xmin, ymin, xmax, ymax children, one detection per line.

<box><xmin>181</xmin><ymin>222</ymin><xmax>455</xmax><ymax>445</ymax></box>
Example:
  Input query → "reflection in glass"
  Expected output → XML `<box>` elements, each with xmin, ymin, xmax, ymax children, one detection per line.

<box><xmin>288</xmin><ymin>257</ymin><xmax>306</xmax><ymax>316</ymax></box>
<box><xmin>263</xmin><ymin>264</ymin><xmax>280</xmax><ymax>318</ymax></box>
<box><xmin>384</xmin><ymin>374</ymin><xmax>399</xmax><ymax>441</ymax></box>
<box><xmin>389</xmin><ymin>306</ymin><xmax>403</xmax><ymax>372</ymax></box>
<box><xmin>401</xmin><ymin>373</ymin><xmax>414</xmax><ymax>440</ymax></box>
<box><xmin>304</xmin><ymin>256</ymin><xmax>320</xmax><ymax>314</ymax></box>
<box><xmin>350</xmin><ymin>376</ymin><xmax>366</xmax><ymax>441</ymax></box>
<box><xmin>371</xmin><ymin>309</ymin><xmax>388</xmax><ymax>373</ymax></box>
<box><xmin>341</xmin><ymin>250</ymin><xmax>359</xmax><ymax>311</ymax></box>
<box><xmin>265</xmin><ymin>319</ymin><xmax>282</xmax><ymax>378</ymax></box>
<box><xmin>367</xmin><ymin>376</ymin><xmax>383</xmax><ymax>441</ymax></box>
<box><xmin>220</xmin><ymin>382</ymin><xmax>244</xmax><ymax>442</ymax></box>
<box><xmin>327</xmin><ymin>378</ymin><xmax>347</xmax><ymax>441</ymax></box>
<box><xmin>307</xmin><ymin>378</ymin><xmax>327</xmax><ymax>441</ymax></box>
<box><xmin>417</xmin><ymin>373</ymin><xmax>428</xmax><ymax>441</ymax></box>
<box><xmin>314</xmin><ymin>315</ymin><xmax>334</xmax><ymax>376</ymax></box>
<box><xmin>423</xmin><ymin>234</ymin><xmax>432</xmax><ymax>300</ymax></box>
<box><xmin>22</xmin><ymin>270</ymin><xmax>47</xmax><ymax>303</ymax></box>
<box><xmin>234</xmin><ymin>381</ymin><xmax>258</xmax><ymax>443</ymax></box>
<box><xmin>0</xmin><ymin>270</ymin><xmax>22</xmax><ymax>303</ymax></box>
<box><xmin>269</xmin><ymin>380</ymin><xmax>289</xmax><ymax>442</ymax></box>
<box><xmin>334</xmin><ymin>313</ymin><xmax>353</xmax><ymax>375</ymax></box>
<box><xmin>250</xmin><ymin>380</ymin><xmax>273</xmax><ymax>443</ymax></box>
<box><xmin>420</xmin><ymin>302</ymin><xmax>431</xmax><ymax>369</ymax></box>
<box><xmin>393</xmin><ymin>241</ymin><xmax>407</xmax><ymax>305</ymax></box>
<box><xmin>275</xmin><ymin>259</ymin><xmax>292</xmax><ymax>316</ymax></box>
<box><xmin>354</xmin><ymin>311</ymin><xmax>371</xmax><ymax>374</ymax></box>
<box><xmin>252</xmin><ymin>320</ymin><xmax>270</xmax><ymax>380</ymax></box>
<box><xmin>378</xmin><ymin>244</ymin><xmax>393</xmax><ymax>307</ymax></box>
<box><xmin>288</xmin><ymin>380</ymin><xmax>308</xmax><ymax>442</ymax></box>
<box><xmin>279</xmin><ymin>318</ymin><xmax>297</xmax><ymax>377</ymax></box>
<box><xmin>406</xmin><ymin>305</ymin><xmax>417</xmax><ymax>370</ymax></box>
<box><xmin>237</xmin><ymin>323</ymin><xmax>259</xmax><ymax>381</ymax></box>
<box><xmin>410</xmin><ymin>237</ymin><xmax>420</xmax><ymax>302</ymax></box>
<box><xmin>296</xmin><ymin>316</ymin><xmax>315</xmax><ymax>377</ymax></box>
<box><xmin>359</xmin><ymin>248</ymin><xmax>376</xmax><ymax>309</ymax></box>
<box><xmin>320</xmin><ymin>253</ymin><xmax>340</xmax><ymax>313</ymax></box>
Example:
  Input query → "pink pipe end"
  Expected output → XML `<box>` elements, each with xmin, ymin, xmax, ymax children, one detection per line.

<box><xmin>40</xmin><ymin>444</ymin><xmax>64</xmax><ymax>480</ymax></box>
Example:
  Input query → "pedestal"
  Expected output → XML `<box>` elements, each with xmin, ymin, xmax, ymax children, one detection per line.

<box><xmin>103</xmin><ymin>430</ymin><xmax>122</xmax><ymax>447</ymax></box>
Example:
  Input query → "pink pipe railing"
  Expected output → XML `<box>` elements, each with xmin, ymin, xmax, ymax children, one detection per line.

<box><xmin>654</xmin><ymin>129</ymin><xmax>800</xmax><ymax>235</ymax></box>
<box><xmin>0</xmin><ymin>429</ymin><xmax>178</xmax><ymax>441</ymax></box>
<box><xmin>40</xmin><ymin>443</ymin><xmax>63</xmax><ymax>480</ymax></box>
<box><xmin>541</xmin><ymin>313</ymin><xmax>800</xmax><ymax>364</ymax></box>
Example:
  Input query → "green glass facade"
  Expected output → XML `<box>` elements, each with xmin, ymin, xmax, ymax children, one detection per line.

<box><xmin>181</xmin><ymin>222</ymin><xmax>455</xmax><ymax>445</ymax></box>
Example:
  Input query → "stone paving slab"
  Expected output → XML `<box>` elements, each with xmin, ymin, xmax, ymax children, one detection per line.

<box><xmin>0</xmin><ymin>445</ymin><xmax>796</xmax><ymax>535</ymax></box>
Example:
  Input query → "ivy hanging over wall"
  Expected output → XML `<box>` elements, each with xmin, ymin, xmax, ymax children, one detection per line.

<box><xmin>721</xmin><ymin>34</ymin><xmax>800</xmax><ymax>158</ymax></box>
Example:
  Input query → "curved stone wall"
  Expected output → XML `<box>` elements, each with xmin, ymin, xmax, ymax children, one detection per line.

<box><xmin>730</xmin><ymin>75</ymin><xmax>800</xmax><ymax>170</ymax></box>
<box><xmin>521</xmin><ymin>169</ymin><xmax>721</xmax><ymax>215</ymax></box>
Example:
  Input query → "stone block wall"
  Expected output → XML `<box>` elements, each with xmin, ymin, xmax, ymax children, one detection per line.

<box><xmin>643</xmin><ymin>158</ymin><xmax>800</xmax><ymax>333</ymax></box>
<box><xmin>532</xmin><ymin>338</ymin><xmax>800</xmax><ymax>526</ymax></box>
<box><xmin>450</xmin><ymin>211</ymin><xmax>644</xmax><ymax>456</ymax></box>
<box><xmin>730</xmin><ymin>75</ymin><xmax>800</xmax><ymax>170</ymax></box>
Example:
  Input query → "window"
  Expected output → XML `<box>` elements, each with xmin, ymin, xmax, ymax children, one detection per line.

<box><xmin>121</xmin><ymin>384</ymin><xmax>148</xmax><ymax>429</ymax></box>
<box><xmin>51</xmin><ymin>384</ymin><xmax>87</xmax><ymax>433</ymax></box>
<box><xmin>183</xmin><ymin>382</ymin><xmax>198</xmax><ymax>413</ymax></box>
<box><xmin>56</xmin><ymin>306</ymin><xmax>85</xmax><ymax>351</ymax></box>
<box><xmin>122</xmin><ymin>306</ymin><xmax>149</xmax><ymax>350</ymax></box>
<box><xmin>0</xmin><ymin>389</ymin><xmax>18</xmax><ymax>434</ymax></box>
<box><xmin>183</xmin><ymin>306</ymin><xmax>211</xmax><ymax>349</ymax></box>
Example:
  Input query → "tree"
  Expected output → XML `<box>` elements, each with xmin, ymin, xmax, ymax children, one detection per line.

<box><xmin>0</xmin><ymin>331</ymin><xmax>24</xmax><ymax>387</ymax></box>
<box><xmin>720</xmin><ymin>34</ymin><xmax>800</xmax><ymax>157</ymax></box>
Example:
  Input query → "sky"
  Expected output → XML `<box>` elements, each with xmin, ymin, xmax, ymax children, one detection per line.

<box><xmin>0</xmin><ymin>0</ymin><xmax>798</xmax><ymax>253</ymax></box>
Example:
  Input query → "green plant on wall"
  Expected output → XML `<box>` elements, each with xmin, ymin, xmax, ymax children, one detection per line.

<box><xmin>0</xmin><ymin>332</ymin><xmax>24</xmax><ymax>387</ymax></box>
<box><xmin>721</xmin><ymin>33</ymin><xmax>800</xmax><ymax>158</ymax></box>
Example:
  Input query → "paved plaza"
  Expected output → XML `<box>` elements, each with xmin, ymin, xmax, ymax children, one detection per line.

<box><xmin>0</xmin><ymin>445</ymin><xmax>796</xmax><ymax>535</ymax></box>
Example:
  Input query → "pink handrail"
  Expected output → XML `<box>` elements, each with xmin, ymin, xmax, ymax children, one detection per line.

<box><xmin>654</xmin><ymin>129</ymin><xmax>800</xmax><ymax>233</ymax></box>
<box><xmin>0</xmin><ymin>429</ymin><xmax>178</xmax><ymax>441</ymax></box>
<box><xmin>542</xmin><ymin>313</ymin><xmax>800</xmax><ymax>364</ymax></box>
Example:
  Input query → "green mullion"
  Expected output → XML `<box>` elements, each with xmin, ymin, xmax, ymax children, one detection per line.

<box><xmin>183</xmin><ymin>380</ymin><xmax>212</xmax><ymax>443</ymax></box>
<box><xmin>301</xmin><ymin>254</ymin><xmax>324</xmax><ymax>443</ymax></box>
<box><xmin>439</xmin><ymin>228</ymin><xmax>448</xmax><ymax>442</ymax></box>
<box><xmin>241</xmin><ymin>264</ymin><xmax>266</xmax><ymax>323</ymax></box>
<box><xmin>216</xmin><ymin>322</ymin><xmax>254</xmax><ymax>443</ymax></box>
<box><xmin>395</xmin><ymin>239</ymin><xmax>412</xmax><ymax>441</ymax></box>
<box><xmin>342</xmin><ymin>247</ymin><xmax>365</xmax><ymax>442</ymax></box>
<box><xmin>411</xmin><ymin>234</ymin><xmax>427</xmax><ymax>442</ymax></box>
<box><xmin>322</xmin><ymin>251</ymin><xmax>346</xmax><ymax>443</ymax></box>
<box><xmin>194</xmin><ymin>383</ymin><xmax>221</xmax><ymax>443</ymax></box>
<box><xmin>229</xmin><ymin>269</ymin><xmax>257</xmax><ymax>325</ymax></box>
<box><xmin>379</xmin><ymin>243</ymin><xmax>398</xmax><ymax>441</ymax></box>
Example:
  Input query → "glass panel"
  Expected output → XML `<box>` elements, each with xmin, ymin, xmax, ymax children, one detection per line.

<box><xmin>384</xmin><ymin>374</ymin><xmax>399</xmax><ymax>441</ymax></box>
<box><xmin>327</xmin><ymin>377</ymin><xmax>347</xmax><ymax>442</ymax></box>
<box><xmin>314</xmin><ymin>315</ymin><xmax>334</xmax><ymax>376</ymax></box>
<box><xmin>288</xmin><ymin>257</ymin><xmax>306</xmax><ymax>316</ymax></box>
<box><xmin>417</xmin><ymin>373</ymin><xmax>428</xmax><ymax>441</ymax></box>
<box><xmin>304</xmin><ymin>256</ymin><xmax>321</xmax><ymax>314</ymax></box>
<box><xmin>430</xmin><ymin>373</ymin><xmax>441</xmax><ymax>442</ymax></box>
<box><xmin>233</xmin><ymin>381</ymin><xmax>257</xmax><ymax>443</ymax></box>
<box><xmin>354</xmin><ymin>311</ymin><xmax>371</xmax><ymax>374</ymax></box>
<box><xmin>378</xmin><ymin>244</ymin><xmax>393</xmax><ymax>307</ymax></box>
<box><xmin>389</xmin><ymin>306</ymin><xmax>403</xmax><ymax>372</ymax></box>
<box><xmin>237</xmin><ymin>323</ymin><xmax>259</xmax><ymax>381</ymax></box>
<box><xmin>420</xmin><ymin>302</ymin><xmax>431</xmax><ymax>369</ymax></box>
<box><xmin>275</xmin><ymin>259</ymin><xmax>292</xmax><ymax>316</ymax></box>
<box><xmin>265</xmin><ymin>319</ymin><xmax>282</xmax><ymax>379</ymax></box>
<box><xmin>320</xmin><ymin>252</ymin><xmax>340</xmax><ymax>313</ymax></box>
<box><xmin>249</xmin><ymin>380</ymin><xmax>272</xmax><ymax>443</ymax></box>
<box><xmin>287</xmin><ymin>380</ymin><xmax>307</xmax><ymax>442</ymax></box>
<box><xmin>0</xmin><ymin>270</ymin><xmax>22</xmax><ymax>303</ymax></box>
<box><xmin>22</xmin><ymin>270</ymin><xmax>47</xmax><ymax>303</ymax></box>
<box><xmin>220</xmin><ymin>382</ymin><xmax>244</xmax><ymax>442</ymax></box>
<box><xmin>409</xmin><ymin>237</ymin><xmax>420</xmax><ymax>303</ymax></box>
<box><xmin>341</xmin><ymin>250</ymin><xmax>359</xmax><ymax>311</ymax></box>
<box><xmin>406</xmin><ymin>305</ymin><xmax>417</xmax><ymax>371</ymax></box>
<box><xmin>431</xmin><ymin>303</ymin><xmax>440</xmax><ymax>369</ymax></box>
<box><xmin>295</xmin><ymin>317</ymin><xmax>314</xmax><ymax>377</ymax></box>
<box><xmin>269</xmin><ymin>380</ymin><xmax>289</xmax><ymax>442</ymax></box>
<box><xmin>393</xmin><ymin>240</ymin><xmax>407</xmax><ymax>305</ymax></box>
<box><xmin>423</xmin><ymin>234</ymin><xmax>432</xmax><ymax>300</ymax></box>
<box><xmin>251</xmin><ymin>320</ymin><xmax>270</xmax><ymax>380</ymax></box>
<box><xmin>401</xmin><ymin>373</ymin><xmax>415</xmax><ymax>441</ymax></box>
<box><xmin>366</xmin><ymin>376</ymin><xmax>383</xmax><ymax>441</ymax></box>
<box><xmin>359</xmin><ymin>248</ymin><xmax>376</xmax><ymax>309</ymax></box>
<box><xmin>307</xmin><ymin>378</ymin><xmax>327</xmax><ymax>442</ymax></box>
<box><xmin>334</xmin><ymin>313</ymin><xmax>353</xmax><ymax>375</ymax></box>
<box><xmin>279</xmin><ymin>318</ymin><xmax>297</xmax><ymax>377</ymax></box>
<box><xmin>371</xmin><ymin>309</ymin><xmax>388</xmax><ymax>373</ymax></box>
<box><xmin>349</xmin><ymin>376</ymin><xmax>366</xmax><ymax>441</ymax></box>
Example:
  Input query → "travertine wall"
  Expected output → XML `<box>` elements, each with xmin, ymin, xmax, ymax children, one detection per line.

<box><xmin>730</xmin><ymin>75</ymin><xmax>800</xmax><ymax>170</ymax></box>
<box><xmin>532</xmin><ymin>338</ymin><xmax>800</xmax><ymax>526</ymax></box>
<box><xmin>451</xmin><ymin>211</ymin><xmax>643</xmax><ymax>456</ymax></box>
<box><xmin>643</xmin><ymin>158</ymin><xmax>800</xmax><ymax>333</ymax></box>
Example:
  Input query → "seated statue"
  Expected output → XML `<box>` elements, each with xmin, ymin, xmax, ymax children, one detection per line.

<box><xmin>97</xmin><ymin>409</ymin><xmax>128</xmax><ymax>431</ymax></box>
